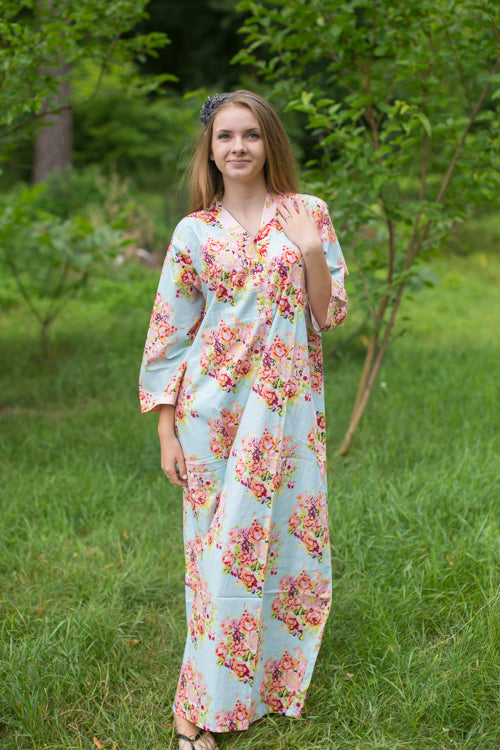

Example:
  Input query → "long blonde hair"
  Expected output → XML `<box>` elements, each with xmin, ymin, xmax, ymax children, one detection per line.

<box><xmin>188</xmin><ymin>90</ymin><xmax>298</xmax><ymax>212</ymax></box>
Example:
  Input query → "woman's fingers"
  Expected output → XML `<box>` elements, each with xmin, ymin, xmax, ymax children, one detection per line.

<box><xmin>277</xmin><ymin>197</ymin><xmax>321</xmax><ymax>251</ymax></box>
<box><xmin>279</xmin><ymin>196</ymin><xmax>304</xmax><ymax>217</ymax></box>
<box><xmin>161</xmin><ymin>438</ymin><xmax>188</xmax><ymax>488</ymax></box>
<box><xmin>278</xmin><ymin>197</ymin><xmax>298</xmax><ymax>221</ymax></box>
<box><xmin>175</xmin><ymin>445</ymin><xmax>188</xmax><ymax>486</ymax></box>
<box><xmin>164</xmin><ymin>460</ymin><xmax>188</xmax><ymax>488</ymax></box>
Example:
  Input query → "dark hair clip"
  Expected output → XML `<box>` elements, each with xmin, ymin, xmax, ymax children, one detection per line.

<box><xmin>199</xmin><ymin>93</ymin><xmax>230</xmax><ymax>126</ymax></box>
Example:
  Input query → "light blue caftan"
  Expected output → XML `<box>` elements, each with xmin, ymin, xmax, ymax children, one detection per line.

<box><xmin>139</xmin><ymin>192</ymin><xmax>348</xmax><ymax>732</ymax></box>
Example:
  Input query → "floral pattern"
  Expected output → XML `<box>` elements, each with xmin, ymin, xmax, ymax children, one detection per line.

<box><xmin>189</xmin><ymin>584</ymin><xmax>217</xmax><ymax>648</ymax></box>
<box><xmin>222</xmin><ymin>518</ymin><xmax>282</xmax><ymax>595</ymax></box>
<box><xmin>271</xmin><ymin>570</ymin><xmax>331</xmax><ymax>639</ymax></box>
<box><xmin>215</xmin><ymin>697</ymin><xmax>255</xmax><ymax>732</ymax></box>
<box><xmin>139</xmin><ymin>192</ymin><xmax>348</xmax><ymax>732</ymax></box>
<box><xmin>252</xmin><ymin>334</ymin><xmax>310</xmax><ymax>414</ymax></box>
<box><xmin>254</xmin><ymin>247</ymin><xmax>306</xmax><ymax>325</ymax></box>
<box><xmin>185</xmin><ymin>457</ymin><xmax>219</xmax><ymax>519</ymax></box>
<box><xmin>201</xmin><ymin>237</ymin><xmax>248</xmax><ymax>305</ymax></box>
<box><xmin>288</xmin><ymin>491</ymin><xmax>330</xmax><ymax>561</ymax></box>
<box><xmin>208</xmin><ymin>402</ymin><xmax>244</xmax><ymax>459</ymax></box>
<box><xmin>175</xmin><ymin>373</ymin><xmax>199</xmax><ymax>423</ymax></box>
<box><xmin>233</xmin><ymin>428</ymin><xmax>297</xmax><ymax>505</ymax></box>
<box><xmin>199</xmin><ymin>318</ymin><xmax>266</xmax><ymax>392</ymax></box>
<box><xmin>260</xmin><ymin>648</ymin><xmax>308</xmax><ymax>715</ymax></box>
<box><xmin>215</xmin><ymin>608</ymin><xmax>260</xmax><ymax>684</ymax></box>
<box><xmin>174</xmin><ymin>657</ymin><xmax>212</xmax><ymax>727</ymax></box>
<box><xmin>185</xmin><ymin>534</ymin><xmax>203</xmax><ymax>590</ymax></box>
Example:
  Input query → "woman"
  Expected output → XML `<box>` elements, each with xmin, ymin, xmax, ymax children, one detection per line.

<box><xmin>139</xmin><ymin>90</ymin><xmax>348</xmax><ymax>750</ymax></box>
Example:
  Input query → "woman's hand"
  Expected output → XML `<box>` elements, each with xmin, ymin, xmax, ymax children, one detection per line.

<box><xmin>158</xmin><ymin>404</ymin><xmax>188</xmax><ymax>488</ymax></box>
<box><xmin>276</xmin><ymin>197</ymin><xmax>323</xmax><ymax>256</ymax></box>
<box><xmin>277</xmin><ymin>197</ymin><xmax>332</xmax><ymax>329</ymax></box>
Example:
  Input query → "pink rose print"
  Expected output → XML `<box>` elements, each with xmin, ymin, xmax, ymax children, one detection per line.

<box><xmin>193</xmin><ymin>208</ymin><xmax>219</xmax><ymax>227</ymax></box>
<box><xmin>233</xmin><ymin>428</ymin><xmax>297</xmax><ymax>505</ymax></box>
<box><xmin>175</xmin><ymin>373</ymin><xmax>199</xmax><ymax>425</ymax></box>
<box><xmin>308</xmin><ymin>346</ymin><xmax>324</xmax><ymax>394</ymax></box>
<box><xmin>273</xmin><ymin>249</ymin><xmax>306</xmax><ymax>324</ymax></box>
<box><xmin>253</xmin><ymin>334</ymin><xmax>310</xmax><ymax>415</ymax></box>
<box><xmin>271</xmin><ymin>570</ymin><xmax>330</xmax><ymax>639</ymax></box>
<box><xmin>215</xmin><ymin>609</ymin><xmax>260</xmax><ymax>684</ymax></box>
<box><xmin>174</xmin><ymin>657</ymin><xmax>212</xmax><ymax>726</ymax></box>
<box><xmin>200</xmin><ymin>237</ymin><xmax>248</xmax><ymax>305</ymax></box>
<box><xmin>184</xmin><ymin>535</ymin><xmax>203</xmax><ymax>590</ymax></box>
<box><xmin>186</xmin><ymin>311</ymin><xmax>205</xmax><ymax>342</ymax></box>
<box><xmin>188</xmin><ymin>584</ymin><xmax>216</xmax><ymax>648</ymax></box>
<box><xmin>185</xmin><ymin>457</ymin><xmax>219</xmax><ymax>519</ymax></box>
<box><xmin>205</xmin><ymin>492</ymin><xmax>227</xmax><ymax>550</ymax></box>
<box><xmin>215</xmin><ymin>697</ymin><xmax>254</xmax><ymax>732</ymax></box>
<box><xmin>222</xmin><ymin>518</ymin><xmax>282</xmax><ymax>595</ymax></box>
<box><xmin>141</xmin><ymin>292</ymin><xmax>179</xmax><ymax>366</ymax></box>
<box><xmin>207</xmin><ymin>402</ymin><xmax>244</xmax><ymax>459</ymax></box>
<box><xmin>200</xmin><ymin>319</ymin><xmax>265</xmax><ymax>393</ymax></box>
<box><xmin>307</xmin><ymin>411</ymin><xmax>327</xmax><ymax>481</ymax></box>
<box><xmin>260</xmin><ymin>647</ymin><xmax>307</xmax><ymax>715</ymax></box>
<box><xmin>174</xmin><ymin>254</ymin><xmax>200</xmax><ymax>298</ymax></box>
<box><xmin>288</xmin><ymin>491</ymin><xmax>329</xmax><ymax>561</ymax></box>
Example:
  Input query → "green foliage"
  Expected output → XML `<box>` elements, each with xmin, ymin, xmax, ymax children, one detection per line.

<box><xmin>234</xmin><ymin>0</ymin><xmax>500</xmax><ymax>452</ymax></box>
<box><xmin>0</xmin><ymin>0</ymin><xmax>173</xmax><ymax>147</ymax></box>
<box><xmin>0</xmin><ymin>252</ymin><xmax>499</xmax><ymax>748</ymax></box>
<box><xmin>236</xmin><ymin>0</ymin><xmax>500</xmax><ymax>296</ymax></box>
<box><xmin>21</xmin><ymin>164</ymin><xmax>120</xmax><ymax>219</ymax></box>
<box><xmin>0</xmin><ymin>181</ymin><xmax>131</xmax><ymax>355</ymax></box>
<box><xmin>71</xmin><ymin>64</ymin><xmax>200</xmax><ymax>188</ymax></box>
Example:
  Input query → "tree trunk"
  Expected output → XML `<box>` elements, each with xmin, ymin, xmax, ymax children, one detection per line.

<box><xmin>33</xmin><ymin>62</ymin><xmax>72</xmax><ymax>183</ymax></box>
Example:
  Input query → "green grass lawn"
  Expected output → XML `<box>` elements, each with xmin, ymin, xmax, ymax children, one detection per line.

<box><xmin>0</xmin><ymin>252</ymin><xmax>498</xmax><ymax>749</ymax></box>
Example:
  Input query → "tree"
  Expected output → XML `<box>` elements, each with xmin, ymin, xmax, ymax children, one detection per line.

<box><xmin>0</xmin><ymin>0</ymin><xmax>172</xmax><ymax>155</ymax></box>
<box><xmin>33</xmin><ymin>61</ymin><xmax>73</xmax><ymax>182</ymax></box>
<box><xmin>0</xmin><ymin>1</ymin><xmax>173</xmax><ymax>354</ymax></box>
<box><xmin>235</xmin><ymin>0</ymin><xmax>500</xmax><ymax>453</ymax></box>
<box><xmin>0</xmin><ymin>181</ymin><xmax>130</xmax><ymax>357</ymax></box>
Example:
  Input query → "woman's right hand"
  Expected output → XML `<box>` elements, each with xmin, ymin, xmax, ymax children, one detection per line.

<box><xmin>158</xmin><ymin>405</ymin><xmax>188</xmax><ymax>488</ymax></box>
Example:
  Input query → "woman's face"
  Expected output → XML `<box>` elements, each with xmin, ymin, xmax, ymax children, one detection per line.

<box><xmin>211</xmin><ymin>104</ymin><xmax>267</xmax><ymax>187</ymax></box>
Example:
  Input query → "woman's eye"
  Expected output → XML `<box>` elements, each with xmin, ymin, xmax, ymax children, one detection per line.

<box><xmin>248</xmin><ymin>133</ymin><xmax>260</xmax><ymax>140</ymax></box>
<box><xmin>217</xmin><ymin>133</ymin><xmax>230</xmax><ymax>139</ymax></box>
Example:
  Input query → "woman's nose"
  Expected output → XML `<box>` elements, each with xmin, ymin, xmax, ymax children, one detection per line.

<box><xmin>231</xmin><ymin>137</ymin><xmax>246</xmax><ymax>152</ymax></box>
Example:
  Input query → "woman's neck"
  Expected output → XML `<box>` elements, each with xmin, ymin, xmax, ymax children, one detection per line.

<box><xmin>220</xmin><ymin>180</ymin><xmax>269</xmax><ymax>239</ymax></box>
<box><xmin>221</xmin><ymin>178</ymin><xmax>268</xmax><ymax>216</ymax></box>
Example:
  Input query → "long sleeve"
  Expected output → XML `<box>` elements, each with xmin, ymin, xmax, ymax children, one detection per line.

<box><xmin>309</xmin><ymin>199</ymin><xmax>348</xmax><ymax>333</ymax></box>
<box><xmin>139</xmin><ymin>225</ymin><xmax>205</xmax><ymax>413</ymax></box>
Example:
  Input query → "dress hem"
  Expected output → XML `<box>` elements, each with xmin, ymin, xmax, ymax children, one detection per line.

<box><xmin>172</xmin><ymin>700</ymin><xmax>304</xmax><ymax>734</ymax></box>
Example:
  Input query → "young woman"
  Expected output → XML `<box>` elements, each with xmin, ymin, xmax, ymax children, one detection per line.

<box><xmin>139</xmin><ymin>90</ymin><xmax>348</xmax><ymax>750</ymax></box>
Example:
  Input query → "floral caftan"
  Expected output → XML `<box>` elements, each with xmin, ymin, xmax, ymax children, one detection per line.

<box><xmin>139</xmin><ymin>192</ymin><xmax>348</xmax><ymax>733</ymax></box>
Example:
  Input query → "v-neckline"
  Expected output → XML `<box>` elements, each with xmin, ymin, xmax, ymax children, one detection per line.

<box><xmin>213</xmin><ymin>192</ymin><xmax>277</xmax><ymax>241</ymax></box>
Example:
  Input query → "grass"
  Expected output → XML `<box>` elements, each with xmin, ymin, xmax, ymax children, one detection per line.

<box><xmin>0</xmin><ymin>251</ymin><xmax>499</xmax><ymax>749</ymax></box>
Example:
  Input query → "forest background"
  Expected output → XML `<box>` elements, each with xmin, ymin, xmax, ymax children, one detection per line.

<box><xmin>1</xmin><ymin>1</ymin><xmax>499</xmax><ymax>749</ymax></box>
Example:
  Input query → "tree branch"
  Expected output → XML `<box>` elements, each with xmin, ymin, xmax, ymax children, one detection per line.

<box><xmin>406</xmin><ymin>131</ymin><xmax>429</xmax><ymax>259</ymax></box>
<box><xmin>404</xmin><ymin>50</ymin><xmax>500</xmax><ymax>271</ymax></box>
<box><xmin>2</xmin><ymin>247</ymin><xmax>43</xmax><ymax>325</ymax></box>
<box><xmin>445</xmin><ymin>30</ymin><xmax>474</xmax><ymax>112</ymax></box>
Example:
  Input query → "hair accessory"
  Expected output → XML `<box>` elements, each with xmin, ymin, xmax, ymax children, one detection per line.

<box><xmin>200</xmin><ymin>93</ymin><xmax>230</xmax><ymax>125</ymax></box>
<box><xmin>200</xmin><ymin>92</ymin><xmax>271</xmax><ymax>126</ymax></box>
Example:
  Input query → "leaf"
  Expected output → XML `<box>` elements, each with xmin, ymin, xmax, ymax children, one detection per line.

<box><xmin>415</xmin><ymin>112</ymin><xmax>432</xmax><ymax>137</ymax></box>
